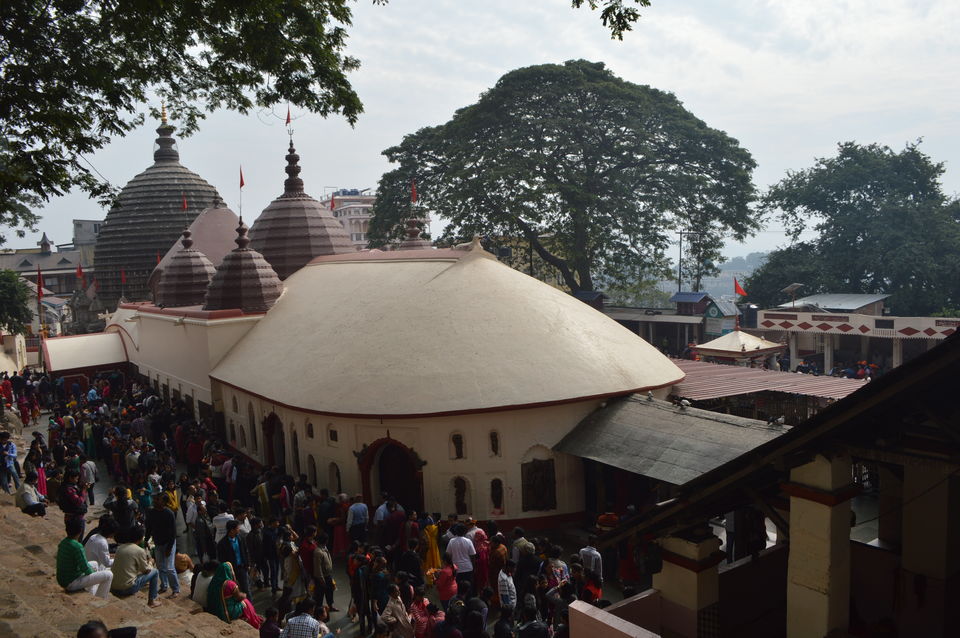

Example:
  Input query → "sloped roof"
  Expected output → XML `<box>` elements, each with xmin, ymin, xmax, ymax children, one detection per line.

<box><xmin>0</xmin><ymin>249</ymin><xmax>83</xmax><ymax>272</ymax></box>
<box><xmin>555</xmin><ymin>396</ymin><xmax>785</xmax><ymax>485</ymax></box>
<box><xmin>148</xmin><ymin>199</ymin><xmax>239</xmax><ymax>290</ymax></box>
<box><xmin>709</xmin><ymin>299</ymin><xmax>741</xmax><ymax>317</ymax></box>
<box><xmin>211</xmin><ymin>241</ymin><xmax>685</xmax><ymax>417</ymax></box>
<box><xmin>776</xmin><ymin>293</ymin><xmax>890</xmax><ymax>311</ymax></box>
<box><xmin>693</xmin><ymin>330</ymin><xmax>783</xmax><ymax>358</ymax></box>
<box><xmin>670</xmin><ymin>291</ymin><xmax>710</xmax><ymax>304</ymax></box>
<box><xmin>671</xmin><ymin>358</ymin><xmax>866</xmax><ymax>401</ymax></box>
<box><xmin>43</xmin><ymin>332</ymin><xmax>127</xmax><ymax>373</ymax></box>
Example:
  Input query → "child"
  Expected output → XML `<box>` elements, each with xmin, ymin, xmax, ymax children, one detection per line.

<box><xmin>259</xmin><ymin>607</ymin><xmax>280</xmax><ymax>638</ymax></box>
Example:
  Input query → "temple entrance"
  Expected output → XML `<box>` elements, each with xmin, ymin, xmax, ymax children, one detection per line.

<box><xmin>263</xmin><ymin>412</ymin><xmax>286</xmax><ymax>469</ymax></box>
<box><xmin>357</xmin><ymin>438</ymin><xmax>424</xmax><ymax>513</ymax></box>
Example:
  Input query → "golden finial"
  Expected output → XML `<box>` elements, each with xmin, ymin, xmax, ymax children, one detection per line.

<box><xmin>161</xmin><ymin>102</ymin><xmax>168</xmax><ymax>125</ymax></box>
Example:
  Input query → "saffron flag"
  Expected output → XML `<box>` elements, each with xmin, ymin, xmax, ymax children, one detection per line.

<box><xmin>156</xmin><ymin>251</ymin><xmax>162</xmax><ymax>265</ymax></box>
<box><xmin>411</xmin><ymin>179</ymin><xmax>418</xmax><ymax>203</ymax></box>
<box><xmin>286</xmin><ymin>105</ymin><xmax>291</xmax><ymax>126</ymax></box>
<box><xmin>76</xmin><ymin>263</ymin><xmax>85</xmax><ymax>285</ymax></box>
<box><xmin>240</xmin><ymin>166</ymin><xmax>245</xmax><ymax>189</ymax></box>
<box><xmin>182</xmin><ymin>193</ymin><xmax>188</xmax><ymax>210</ymax></box>
<box><xmin>36</xmin><ymin>266</ymin><xmax>43</xmax><ymax>300</ymax></box>
<box><xmin>734</xmin><ymin>278</ymin><xmax>747</xmax><ymax>297</ymax></box>
<box><xmin>330</xmin><ymin>193</ymin><xmax>336</xmax><ymax>211</ymax></box>
<box><xmin>120</xmin><ymin>268</ymin><xmax>127</xmax><ymax>285</ymax></box>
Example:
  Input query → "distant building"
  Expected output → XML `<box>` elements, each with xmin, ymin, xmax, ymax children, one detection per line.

<box><xmin>0</xmin><ymin>224</ymin><xmax>99</xmax><ymax>296</ymax></box>
<box><xmin>318</xmin><ymin>189</ymin><xmax>375</xmax><ymax>250</ymax></box>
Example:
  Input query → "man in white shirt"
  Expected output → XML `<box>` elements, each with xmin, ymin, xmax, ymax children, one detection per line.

<box><xmin>79</xmin><ymin>455</ymin><xmax>98</xmax><ymax>505</ymax></box>
<box><xmin>579</xmin><ymin>536</ymin><xmax>603</xmax><ymax>582</ymax></box>
<box><xmin>84</xmin><ymin>515</ymin><xmax>118</xmax><ymax>568</ymax></box>
<box><xmin>445</xmin><ymin>523</ymin><xmax>476</xmax><ymax>597</ymax></box>
<box><xmin>211</xmin><ymin>502</ymin><xmax>235</xmax><ymax>544</ymax></box>
<box><xmin>498</xmin><ymin>560</ymin><xmax>517</xmax><ymax>609</ymax></box>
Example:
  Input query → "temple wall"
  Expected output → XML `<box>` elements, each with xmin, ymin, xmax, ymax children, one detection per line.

<box><xmin>220</xmin><ymin>382</ymin><xmax>598</xmax><ymax>523</ymax></box>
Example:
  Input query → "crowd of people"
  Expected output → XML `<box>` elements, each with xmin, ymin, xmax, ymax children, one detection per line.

<box><xmin>1</xmin><ymin>368</ymin><xmax>626</xmax><ymax>638</ymax></box>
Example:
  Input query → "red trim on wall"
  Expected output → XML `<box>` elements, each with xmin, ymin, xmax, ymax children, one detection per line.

<box><xmin>492</xmin><ymin>511</ymin><xmax>583</xmax><ymax>532</ymax></box>
<box><xmin>661</xmin><ymin>549</ymin><xmax>726</xmax><ymax>573</ymax></box>
<box><xmin>211</xmin><ymin>374</ymin><xmax>686</xmax><ymax>420</ymax></box>
<box><xmin>780</xmin><ymin>481</ymin><xmax>861</xmax><ymax>506</ymax></box>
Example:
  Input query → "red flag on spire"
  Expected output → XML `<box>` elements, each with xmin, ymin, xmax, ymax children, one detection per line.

<box><xmin>75</xmin><ymin>263</ymin><xmax>85</xmax><ymax>286</ymax></box>
<box><xmin>411</xmin><ymin>179</ymin><xmax>418</xmax><ymax>203</ymax></box>
<box><xmin>734</xmin><ymin>278</ymin><xmax>748</xmax><ymax>297</ymax></box>
<box><xmin>120</xmin><ymin>268</ymin><xmax>127</xmax><ymax>285</ymax></box>
<box><xmin>182</xmin><ymin>193</ymin><xmax>188</xmax><ymax>210</ymax></box>
<box><xmin>285</xmin><ymin>105</ymin><xmax>291</xmax><ymax>126</ymax></box>
<box><xmin>36</xmin><ymin>266</ymin><xmax>43</xmax><ymax>300</ymax></box>
<box><xmin>240</xmin><ymin>166</ymin><xmax>245</xmax><ymax>189</ymax></box>
<box><xmin>156</xmin><ymin>251</ymin><xmax>162</xmax><ymax>265</ymax></box>
<box><xmin>330</xmin><ymin>192</ymin><xmax>336</xmax><ymax>211</ymax></box>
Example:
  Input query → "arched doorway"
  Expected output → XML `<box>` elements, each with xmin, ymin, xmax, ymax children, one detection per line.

<box><xmin>291</xmin><ymin>431</ymin><xmax>300</xmax><ymax>476</ymax></box>
<box><xmin>357</xmin><ymin>438</ymin><xmax>424</xmax><ymax>513</ymax></box>
<box><xmin>263</xmin><ymin>412</ymin><xmax>286</xmax><ymax>469</ymax></box>
<box><xmin>307</xmin><ymin>455</ymin><xmax>318</xmax><ymax>487</ymax></box>
<box><xmin>329</xmin><ymin>462</ymin><xmax>343</xmax><ymax>494</ymax></box>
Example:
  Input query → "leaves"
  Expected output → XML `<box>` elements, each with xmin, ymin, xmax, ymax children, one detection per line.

<box><xmin>749</xmin><ymin>142</ymin><xmax>960</xmax><ymax>315</ymax></box>
<box><xmin>570</xmin><ymin>0</ymin><xmax>652</xmax><ymax>40</ymax></box>
<box><xmin>369</xmin><ymin>60</ymin><xmax>758</xmax><ymax>292</ymax></box>
<box><xmin>0</xmin><ymin>0</ymin><xmax>365</xmax><ymax>245</ymax></box>
<box><xmin>0</xmin><ymin>270</ymin><xmax>33</xmax><ymax>335</ymax></box>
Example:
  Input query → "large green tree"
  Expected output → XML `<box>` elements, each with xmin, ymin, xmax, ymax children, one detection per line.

<box><xmin>0</xmin><ymin>0</ymin><xmax>369</xmax><ymax>245</ymax></box>
<box><xmin>745</xmin><ymin>142</ymin><xmax>960</xmax><ymax>315</ymax></box>
<box><xmin>369</xmin><ymin>60</ymin><xmax>758</xmax><ymax>292</ymax></box>
<box><xmin>0</xmin><ymin>270</ymin><xmax>33</xmax><ymax>335</ymax></box>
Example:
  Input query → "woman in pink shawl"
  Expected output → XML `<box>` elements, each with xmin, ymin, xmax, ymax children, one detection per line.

<box><xmin>210</xmin><ymin>565</ymin><xmax>263</xmax><ymax>629</ymax></box>
<box><xmin>469</xmin><ymin>521</ymin><xmax>490</xmax><ymax>592</ymax></box>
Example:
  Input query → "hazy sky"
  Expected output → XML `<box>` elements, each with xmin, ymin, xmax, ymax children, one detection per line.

<box><xmin>24</xmin><ymin>0</ymin><xmax>960</xmax><ymax>260</ymax></box>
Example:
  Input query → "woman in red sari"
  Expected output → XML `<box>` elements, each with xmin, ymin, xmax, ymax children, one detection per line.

<box><xmin>470</xmin><ymin>522</ymin><xmax>490</xmax><ymax>592</ymax></box>
<box><xmin>331</xmin><ymin>493</ymin><xmax>350</xmax><ymax>557</ymax></box>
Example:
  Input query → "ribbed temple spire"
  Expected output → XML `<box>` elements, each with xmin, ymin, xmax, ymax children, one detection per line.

<box><xmin>153</xmin><ymin>119</ymin><xmax>180</xmax><ymax>163</ymax></box>
<box><xmin>283</xmin><ymin>140</ymin><xmax>305</xmax><ymax>196</ymax></box>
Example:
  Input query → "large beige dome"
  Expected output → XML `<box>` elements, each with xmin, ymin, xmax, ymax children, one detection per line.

<box><xmin>210</xmin><ymin>243</ymin><xmax>684</xmax><ymax>417</ymax></box>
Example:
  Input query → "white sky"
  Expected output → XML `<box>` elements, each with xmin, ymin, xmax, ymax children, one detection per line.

<box><xmin>25</xmin><ymin>0</ymin><xmax>960</xmax><ymax>260</ymax></box>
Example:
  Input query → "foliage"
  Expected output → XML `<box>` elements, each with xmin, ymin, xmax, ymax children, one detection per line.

<box><xmin>369</xmin><ymin>60</ymin><xmax>758</xmax><ymax>292</ymax></box>
<box><xmin>571</xmin><ymin>0</ymin><xmax>652</xmax><ymax>39</ymax></box>
<box><xmin>0</xmin><ymin>0</ymin><xmax>368</xmax><ymax>245</ymax></box>
<box><xmin>748</xmin><ymin>142</ymin><xmax>960</xmax><ymax>315</ymax></box>
<box><xmin>604</xmin><ymin>277</ymin><xmax>672</xmax><ymax>307</ymax></box>
<box><xmin>0</xmin><ymin>270</ymin><xmax>33</xmax><ymax>335</ymax></box>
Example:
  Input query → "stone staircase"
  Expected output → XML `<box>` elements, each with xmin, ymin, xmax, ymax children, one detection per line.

<box><xmin>0</xmin><ymin>492</ymin><xmax>257</xmax><ymax>637</ymax></box>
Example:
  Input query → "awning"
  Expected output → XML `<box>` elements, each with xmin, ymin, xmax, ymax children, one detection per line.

<box><xmin>671</xmin><ymin>358</ymin><xmax>866</xmax><ymax>401</ymax></box>
<box><xmin>44</xmin><ymin>332</ymin><xmax>127</xmax><ymax>373</ymax></box>
<box><xmin>555</xmin><ymin>395</ymin><xmax>785</xmax><ymax>486</ymax></box>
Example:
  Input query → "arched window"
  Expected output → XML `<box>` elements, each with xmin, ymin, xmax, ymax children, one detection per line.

<box><xmin>238</xmin><ymin>425</ymin><xmax>247</xmax><ymax>448</ymax></box>
<box><xmin>489</xmin><ymin>431</ymin><xmax>501</xmax><ymax>457</ymax></box>
<box><xmin>291</xmin><ymin>430</ymin><xmax>301</xmax><ymax>475</ymax></box>
<box><xmin>228</xmin><ymin>420</ymin><xmax>237</xmax><ymax>443</ymax></box>
<box><xmin>308</xmin><ymin>455</ymin><xmax>318</xmax><ymax>486</ymax></box>
<box><xmin>450</xmin><ymin>433</ymin><xmax>465</xmax><ymax>459</ymax></box>
<box><xmin>490</xmin><ymin>478</ymin><xmax>504</xmax><ymax>514</ymax></box>
<box><xmin>453</xmin><ymin>476</ymin><xmax>471</xmax><ymax>515</ymax></box>
<box><xmin>248</xmin><ymin>402</ymin><xmax>258</xmax><ymax>452</ymax></box>
<box><xmin>231</xmin><ymin>395</ymin><xmax>238</xmax><ymax>414</ymax></box>
<box><xmin>329</xmin><ymin>462</ymin><xmax>342</xmax><ymax>494</ymax></box>
<box><xmin>306</xmin><ymin>422</ymin><xmax>315</xmax><ymax>438</ymax></box>
<box><xmin>327</xmin><ymin>423</ymin><xmax>339</xmax><ymax>445</ymax></box>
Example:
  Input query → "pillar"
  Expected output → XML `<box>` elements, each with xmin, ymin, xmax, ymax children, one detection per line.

<box><xmin>823</xmin><ymin>334</ymin><xmax>834</xmax><ymax>373</ymax></box>
<box><xmin>891</xmin><ymin>337</ymin><xmax>903</xmax><ymax>369</ymax></box>
<box><xmin>859</xmin><ymin>335</ymin><xmax>870</xmax><ymax>360</ymax></box>
<box><xmin>876</xmin><ymin>465</ymin><xmax>901</xmax><ymax>548</ymax></box>
<box><xmin>784</xmin><ymin>453</ymin><xmax>854</xmax><ymax>638</ymax></box>
<box><xmin>653</xmin><ymin>527</ymin><xmax>724</xmax><ymax>638</ymax></box>
<box><xmin>789</xmin><ymin>333</ymin><xmax>799</xmax><ymax>371</ymax></box>
<box><xmin>898</xmin><ymin>463</ymin><xmax>960</xmax><ymax>635</ymax></box>
<box><xmin>648</xmin><ymin>321</ymin><xmax>654</xmax><ymax>345</ymax></box>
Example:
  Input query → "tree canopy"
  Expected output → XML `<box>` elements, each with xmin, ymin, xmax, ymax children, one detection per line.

<box><xmin>0</xmin><ymin>270</ymin><xmax>33</xmax><ymax>335</ymax></box>
<box><xmin>0</xmin><ymin>0</ymin><xmax>368</xmax><ymax>246</ymax></box>
<box><xmin>369</xmin><ymin>60</ymin><xmax>758</xmax><ymax>292</ymax></box>
<box><xmin>744</xmin><ymin>142</ymin><xmax>960</xmax><ymax>315</ymax></box>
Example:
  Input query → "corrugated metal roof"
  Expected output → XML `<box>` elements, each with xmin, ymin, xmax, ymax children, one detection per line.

<box><xmin>669</xmin><ymin>291</ymin><xmax>710</xmax><ymax>303</ymax></box>
<box><xmin>671</xmin><ymin>358</ymin><xmax>866</xmax><ymax>401</ymax></box>
<box><xmin>710</xmin><ymin>300</ymin><xmax>741</xmax><ymax>316</ymax></box>
<box><xmin>555</xmin><ymin>396</ymin><xmax>785</xmax><ymax>485</ymax></box>
<box><xmin>776</xmin><ymin>293</ymin><xmax>890</xmax><ymax>311</ymax></box>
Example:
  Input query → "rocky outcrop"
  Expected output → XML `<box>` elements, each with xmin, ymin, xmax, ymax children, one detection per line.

<box><xmin>0</xmin><ymin>491</ymin><xmax>257</xmax><ymax>637</ymax></box>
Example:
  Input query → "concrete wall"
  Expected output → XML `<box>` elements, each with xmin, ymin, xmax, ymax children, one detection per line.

<box><xmin>221</xmin><ymin>383</ymin><xmax>597</xmax><ymax>523</ymax></box>
<box><xmin>569</xmin><ymin>600</ymin><xmax>661</xmax><ymax>638</ymax></box>
<box><xmin>719</xmin><ymin>544</ymin><xmax>787</xmax><ymax>637</ymax></box>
